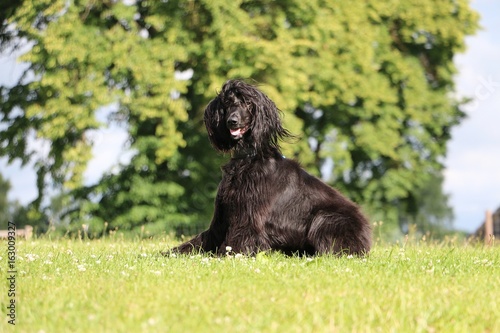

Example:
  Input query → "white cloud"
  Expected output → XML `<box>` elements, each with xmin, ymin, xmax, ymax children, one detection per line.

<box><xmin>83</xmin><ymin>126</ymin><xmax>134</xmax><ymax>185</ymax></box>
<box><xmin>0</xmin><ymin>159</ymin><xmax>37</xmax><ymax>205</ymax></box>
<box><xmin>444</xmin><ymin>0</ymin><xmax>500</xmax><ymax>232</ymax></box>
<box><xmin>444</xmin><ymin>150</ymin><xmax>500</xmax><ymax>192</ymax></box>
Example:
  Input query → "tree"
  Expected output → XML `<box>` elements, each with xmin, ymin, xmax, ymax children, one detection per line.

<box><xmin>0</xmin><ymin>0</ymin><xmax>479</xmax><ymax>235</ymax></box>
<box><xmin>0</xmin><ymin>0</ymin><xmax>25</xmax><ymax>50</ymax></box>
<box><xmin>399</xmin><ymin>172</ymin><xmax>454</xmax><ymax>237</ymax></box>
<box><xmin>0</xmin><ymin>173</ymin><xmax>10</xmax><ymax>226</ymax></box>
<box><xmin>0</xmin><ymin>172</ymin><xmax>49</xmax><ymax>231</ymax></box>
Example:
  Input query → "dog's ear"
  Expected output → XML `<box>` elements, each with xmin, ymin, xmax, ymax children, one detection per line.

<box><xmin>204</xmin><ymin>95</ymin><xmax>235</xmax><ymax>152</ymax></box>
<box><xmin>249</xmin><ymin>88</ymin><xmax>290</xmax><ymax>151</ymax></box>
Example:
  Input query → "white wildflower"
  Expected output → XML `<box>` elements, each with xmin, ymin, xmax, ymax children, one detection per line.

<box><xmin>26</xmin><ymin>253</ymin><xmax>38</xmax><ymax>262</ymax></box>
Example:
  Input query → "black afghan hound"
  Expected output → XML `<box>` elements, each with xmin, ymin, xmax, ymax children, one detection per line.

<box><xmin>169</xmin><ymin>79</ymin><xmax>371</xmax><ymax>256</ymax></box>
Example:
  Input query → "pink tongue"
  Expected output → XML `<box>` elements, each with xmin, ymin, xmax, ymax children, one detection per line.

<box><xmin>230</xmin><ymin>128</ymin><xmax>242</xmax><ymax>136</ymax></box>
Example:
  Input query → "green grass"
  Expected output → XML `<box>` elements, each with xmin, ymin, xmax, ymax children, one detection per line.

<box><xmin>3</xmin><ymin>236</ymin><xmax>500</xmax><ymax>333</ymax></box>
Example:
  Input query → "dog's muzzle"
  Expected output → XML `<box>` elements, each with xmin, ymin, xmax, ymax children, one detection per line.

<box><xmin>227</xmin><ymin>116</ymin><xmax>248</xmax><ymax>139</ymax></box>
<box><xmin>228</xmin><ymin>126</ymin><xmax>248</xmax><ymax>139</ymax></box>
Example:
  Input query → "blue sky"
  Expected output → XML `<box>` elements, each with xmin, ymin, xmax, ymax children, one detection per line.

<box><xmin>1</xmin><ymin>0</ymin><xmax>499</xmax><ymax>233</ymax></box>
<box><xmin>443</xmin><ymin>0</ymin><xmax>500</xmax><ymax>232</ymax></box>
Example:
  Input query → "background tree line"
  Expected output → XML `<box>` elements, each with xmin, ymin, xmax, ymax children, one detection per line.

<box><xmin>0</xmin><ymin>0</ymin><xmax>478</xmax><ymax>239</ymax></box>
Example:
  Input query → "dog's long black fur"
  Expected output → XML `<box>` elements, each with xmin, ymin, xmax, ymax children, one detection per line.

<box><xmin>170</xmin><ymin>79</ymin><xmax>371</xmax><ymax>256</ymax></box>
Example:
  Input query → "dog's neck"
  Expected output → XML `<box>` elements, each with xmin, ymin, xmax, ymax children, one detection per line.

<box><xmin>231</xmin><ymin>147</ymin><xmax>257</xmax><ymax>159</ymax></box>
<box><xmin>231</xmin><ymin>146</ymin><xmax>285</xmax><ymax>160</ymax></box>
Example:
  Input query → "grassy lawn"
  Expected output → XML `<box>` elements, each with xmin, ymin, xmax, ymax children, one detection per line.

<box><xmin>2</xmin><ymin>236</ymin><xmax>499</xmax><ymax>332</ymax></box>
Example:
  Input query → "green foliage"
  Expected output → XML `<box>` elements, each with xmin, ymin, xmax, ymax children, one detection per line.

<box><xmin>8</xmin><ymin>239</ymin><xmax>500</xmax><ymax>332</ymax></box>
<box><xmin>8</xmin><ymin>201</ymin><xmax>50</xmax><ymax>231</ymax></box>
<box><xmin>0</xmin><ymin>0</ymin><xmax>25</xmax><ymax>50</ymax></box>
<box><xmin>0</xmin><ymin>173</ymin><xmax>10</xmax><ymax>226</ymax></box>
<box><xmin>0</xmin><ymin>1</ymin><xmax>479</xmax><ymax>234</ymax></box>
<box><xmin>402</xmin><ymin>172</ymin><xmax>455</xmax><ymax>237</ymax></box>
<box><xmin>0</xmin><ymin>172</ymin><xmax>50</xmax><ymax>231</ymax></box>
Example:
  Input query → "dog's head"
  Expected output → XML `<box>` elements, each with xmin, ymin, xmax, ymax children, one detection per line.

<box><xmin>203</xmin><ymin>79</ymin><xmax>290</xmax><ymax>154</ymax></box>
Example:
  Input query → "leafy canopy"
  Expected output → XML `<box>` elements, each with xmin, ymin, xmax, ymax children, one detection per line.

<box><xmin>0</xmin><ymin>0</ymin><xmax>478</xmax><ymax>235</ymax></box>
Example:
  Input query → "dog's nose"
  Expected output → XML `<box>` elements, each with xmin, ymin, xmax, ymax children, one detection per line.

<box><xmin>226</xmin><ymin>116</ymin><xmax>239</xmax><ymax>127</ymax></box>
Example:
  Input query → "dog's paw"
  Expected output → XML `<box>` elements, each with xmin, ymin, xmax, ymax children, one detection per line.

<box><xmin>160</xmin><ymin>249</ymin><xmax>179</xmax><ymax>257</ymax></box>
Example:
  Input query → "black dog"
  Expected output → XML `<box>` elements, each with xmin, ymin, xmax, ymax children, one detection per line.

<box><xmin>170</xmin><ymin>80</ymin><xmax>371</xmax><ymax>256</ymax></box>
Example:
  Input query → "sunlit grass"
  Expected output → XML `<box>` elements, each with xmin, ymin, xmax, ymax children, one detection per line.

<box><xmin>3</xmin><ymin>235</ymin><xmax>500</xmax><ymax>333</ymax></box>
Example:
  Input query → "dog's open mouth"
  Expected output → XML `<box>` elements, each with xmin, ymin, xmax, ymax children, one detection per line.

<box><xmin>229</xmin><ymin>126</ymin><xmax>248</xmax><ymax>139</ymax></box>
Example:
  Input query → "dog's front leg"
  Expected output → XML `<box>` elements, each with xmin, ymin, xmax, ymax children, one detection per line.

<box><xmin>165</xmin><ymin>197</ymin><xmax>227</xmax><ymax>255</ymax></box>
<box><xmin>220</xmin><ymin>222</ymin><xmax>271</xmax><ymax>256</ymax></box>
<box><xmin>167</xmin><ymin>231</ymin><xmax>210</xmax><ymax>254</ymax></box>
